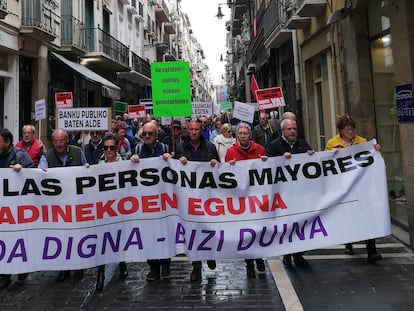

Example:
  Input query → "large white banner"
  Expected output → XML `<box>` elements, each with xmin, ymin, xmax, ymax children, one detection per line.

<box><xmin>0</xmin><ymin>140</ymin><xmax>391</xmax><ymax>273</ymax></box>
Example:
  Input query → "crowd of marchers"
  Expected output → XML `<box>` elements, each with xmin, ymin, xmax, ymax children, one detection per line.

<box><xmin>0</xmin><ymin>110</ymin><xmax>382</xmax><ymax>291</ymax></box>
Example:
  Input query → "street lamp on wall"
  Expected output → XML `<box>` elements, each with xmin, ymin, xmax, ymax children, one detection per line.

<box><xmin>215</xmin><ymin>6</ymin><xmax>225</xmax><ymax>19</ymax></box>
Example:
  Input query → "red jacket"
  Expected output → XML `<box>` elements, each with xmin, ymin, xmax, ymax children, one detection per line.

<box><xmin>225</xmin><ymin>140</ymin><xmax>265</xmax><ymax>162</ymax></box>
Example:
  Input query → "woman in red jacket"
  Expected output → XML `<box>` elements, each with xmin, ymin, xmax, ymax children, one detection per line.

<box><xmin>225</xmin><ymin>122</ymin><xmax>268</xmax><ymax>277</ymax></box>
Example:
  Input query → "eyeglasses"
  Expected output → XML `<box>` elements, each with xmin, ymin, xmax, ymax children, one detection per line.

<box><xmin>142</xmin><ymin>131</ymin><xmax>154</xmax><ymax>137</ymax></box>
<box><xmin>342</xmin><ymin>126</ymin><xmax>355</xmax><ymax>132</ymax></box>
<box><xmin>103</xmin><ymin>145</ymin><xmax>116</xmax><ymax>151</ymax></box>
<box><xmin>52</xmin><ymin>139</ymin><xmax>67</xmax><ymax>145</ymax></box>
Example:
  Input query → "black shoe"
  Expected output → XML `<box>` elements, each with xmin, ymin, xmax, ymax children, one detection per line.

<box><xmin>146</xmin><ymin>269</ymin><xmax>160</xmax><ymax>281</ymax></box>
<box><xmin>282</xmin><ymin>255</ymin><xmax>292</xmax><ymax>267</ymax></box>
<box><xmin>367</xmin><ymin>253</ymin><xmax>383</xmax><ymax>263</ymax></box>
<box><xmin>119</xmin><ymin>262</ymin><xmax>128</xmax><ymax>279</ymax></box>
<box><xmin>74</xmin><ymin>269</ymin><xmax>84</xmax><ymax>279</ymax></box>
<box><xmin>293</xmin><ymin>255</ymin><xmax>309</xmax><ymax>268</ymax></box>
<box><xmin>345</xmin><ymin>244</ymin><xmax>354</xmax><ymax>255</ymax></box>
<box><xmin>255</xmin><ymin>259</ymin><xmax>265</xmax><ymax>272</ymax></box>
<box><xmin>96</xmin><ymin>266</ymin><xmax>105</xmax><ymax>291</ymax></box>
<box><xmin>161</xmin><ymin>265</ymin><xmax>171</xmax><ymax>280</ymax></box>
<box><xmin>246</xmin><ymin>265</ymin><xmax>255</xmax><ymax>278</ymax></box>
<box><xmin>207</xmin><ymin>260</ymin><xmax>216</xmax><ymax>270</ymax></box>
<box><xmin>55</xmin><ymin>270</ymin><xmax>70</xmax><ymax>282</ymax></box>
<box><xmin>17</xmin><ymin>273</ymin><xmax>29</xmax><ymax>281</ymax></box>
<box><xmin>0</xmin><ymin>275</ymin><xmax>11</xmax><ymax>290</ymax></box>
<box><xmin>190</xmin><ymin>267</ymin><xmax>202</xmax><ymax>282</ymax></box>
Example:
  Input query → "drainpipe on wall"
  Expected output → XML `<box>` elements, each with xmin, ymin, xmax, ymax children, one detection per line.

<box><xmin>292</xmin><ymin>30</ymin><xmax>304</xmax><ymax>137</ymax></box>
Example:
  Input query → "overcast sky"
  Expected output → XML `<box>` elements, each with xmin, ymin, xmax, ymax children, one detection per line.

<box><xmin>179</xmin><ymin>0</ymin><xmax>230</xmax><ymax>85</ymax></box>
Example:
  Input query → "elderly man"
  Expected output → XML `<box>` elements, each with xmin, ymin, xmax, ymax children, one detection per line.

<box><xmin>130</xmin><ymin>122</ymin><xmax>171</xmax><ymax>281</ymax></box>
<box><xmin>16</xmin><ymin>124</ymin><xmax>46</xmax><ymax>167</ymax></box>
<box><xmin>38</xmin><ymin>129</ymin><xmax>88</xmax><ymax>281</ymax></box>
<box><xmin>266</xmin><ymin>118</ymin><xmax>314</xmax><ymax>268</ymax></box>
<box><xmin>0</xmin><ymin>128</ymin><xmax>34</xmax><ymax>289</ymax></box>
<box><xmin>174</xmin><ymin>118</ymin><xmax>219</xmax><ymax>282</ymax></box>
<box><xmin>252</xmin><ymin>112</ymin><xmax>278</xmax><ymax>147</ymax></box>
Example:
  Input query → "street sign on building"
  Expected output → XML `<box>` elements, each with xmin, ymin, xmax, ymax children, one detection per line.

<box><xmin>151</xmin><ymin>61</ymin><xmax>192</xmax><ymax>117</ymax></box>
<box><xmin>396</xmin><ymin>83</ymin><xmax>414</xmax><ymax>122</ymax></box>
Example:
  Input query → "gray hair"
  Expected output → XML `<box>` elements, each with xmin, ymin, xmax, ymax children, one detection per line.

<box><xmin>236</xmin><ymin>122</ymin><xmax>251</xmax><ymax>134</ymax></box>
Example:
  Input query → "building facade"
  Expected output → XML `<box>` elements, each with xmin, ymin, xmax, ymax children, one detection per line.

<box><xmin>224</xmin><ymin>0</ymin><xmax>414</xmax><ymax>247</ymax></box>
<box><xmin>0</xmin><ymin>0</ymin><xmax>213</xmax><ymax>145</ymax></box>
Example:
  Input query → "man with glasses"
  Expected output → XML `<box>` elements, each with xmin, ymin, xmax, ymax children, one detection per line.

<box><xmin>174</xmin><ymin>118</ymin><xmax>219</xmax><ymax>282</ymax></box>
<box><xmin>130</xmin><ymin>122</ymin><xmax>171</xmax><ymax>281</ymax></box>
<box><xmin>38</xmin><ymin>129</ymin><xmax>88</xmax><ymax>282</ymax></box>
<box><xmin>266</xmin><ymin>118</ymin><xmax>315</xmax><ymax>268</ymax></box>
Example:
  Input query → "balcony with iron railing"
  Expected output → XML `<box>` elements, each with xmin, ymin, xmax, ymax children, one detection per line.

<box><xmin>20</xmin><ymin>0</ymin><xmax>57</xmax><ymax>42</ymax></box>
<box><xmin>61</xmin><ymin>15</ymin><xmax>86</xmax><ymax>53</ymax></box>
<box><xmin>131</xmin><ymin>51</ymin><xmax>151</xmax><ymax>78</ymax></box>
<box><xmin>262</xmin><ymin>0</ymin><xmax>292</xmax><ymax>49</ymax></box>
<box><xmin>155</xmin><ymin>0</ymin><xmax>169</xmax><ymax>23</ymax></box>
<box><xmin>84</xmin><ymin>27</ymin><xmax>130</xmax><ymax>72</ymax></box>
<box><xmin>0</xmin><ymin>0</ymin><xmax>8</xmax><ymax>19</ymax></box>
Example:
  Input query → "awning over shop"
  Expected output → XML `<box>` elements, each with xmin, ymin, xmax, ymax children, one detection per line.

<box><xmin>118</xmin><ymin>70</ymin><xmax>152</xmax><ymax>86</ymax></box>
<box><xmin>51</xmin><ymin>52</ymin><xmax>121</xmax><ymax>100</ymax></box>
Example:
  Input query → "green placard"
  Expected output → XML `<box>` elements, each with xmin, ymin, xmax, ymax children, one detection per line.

<box><xmin>114</xmin><ymin>101</ymin><xmax>128</xmax><ymax>113</ymax></box>
<box><xmin>151</xmin><ymin>61</ymin><xmax>192</xmax><ymax>117</ymax></box>
<box><xmin>220</xmin><ymin>102</ymin><xmax>233</xmax><ymax>111</ymax></box>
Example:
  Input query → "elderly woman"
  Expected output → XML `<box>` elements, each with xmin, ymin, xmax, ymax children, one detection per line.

<box><xmin>95</xmin><ymin>134</ymin><xmax>128</xmax><ymax>290</ymax></box>
<box><xmin>213</xmin><ymin>123</ymin><xmax>236</xmax><ymax>162</ymax></box>
<box><xmin>225</xmin><ymin>122</ymin><xmax>267</xmax><ymax>277</ymax></box>
<box><xmin>325</xmin><ymin>114</ymin><xmax>382</xmax><ymax>263</ymax></box>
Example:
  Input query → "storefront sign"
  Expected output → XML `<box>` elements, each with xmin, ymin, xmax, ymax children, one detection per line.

<box><xmin>396</xmin><ymin>83</ymin><xmax>414</xmax><ymax>122</ymax></box>
<box><xmin>151</xmin><ymin>61</ymin><xmax>192</xmax><ymax>117</ymax></box>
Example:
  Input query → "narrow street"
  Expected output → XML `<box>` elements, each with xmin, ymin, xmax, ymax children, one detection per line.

<box><xmin>1</xmin><ymin>231</ymin><xmax>412</xmax><ymax>310</ymax></box>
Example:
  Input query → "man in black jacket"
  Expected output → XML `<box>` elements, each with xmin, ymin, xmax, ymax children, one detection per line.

<box><xmin>266</xmin><ymin>118</ymin><xmax>314</xmax><ymax>268</ymax></box>
<box><xmin>174</xmin><ymin>118</ymin><xmax>219</xmax><ymax>282</ymax></box>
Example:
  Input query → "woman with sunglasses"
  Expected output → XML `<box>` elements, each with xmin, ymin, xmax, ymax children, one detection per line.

<box><xmin>325</xmin><ymin>114</ymin><xmax>382</xmax><ymax>263</ymax></box>
<box><xmin>213</xmin><ymin>123</ymin><xmax>235</xmax><ymax>162</ymax></box>
<box><xmin>95</xmin><ymin>133</ymin><xmax>128</xmax><ymax>290</ymax></box>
